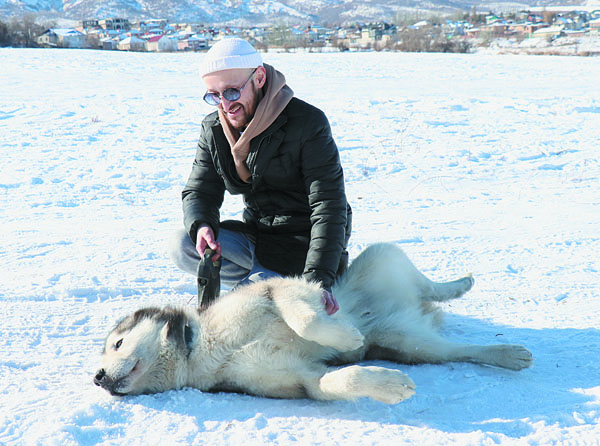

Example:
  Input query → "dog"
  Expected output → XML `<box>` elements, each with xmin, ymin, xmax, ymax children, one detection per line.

<box><xmin>94</xmin><ymin>243</ymin><xmax>533</xmax><ymax>404</ymax></box>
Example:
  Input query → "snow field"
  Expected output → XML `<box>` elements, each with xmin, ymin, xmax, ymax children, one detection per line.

<box><xmin>1</xmin><ymin>48</ymin><xmax>599</xmax><ymax>445</ymax></box>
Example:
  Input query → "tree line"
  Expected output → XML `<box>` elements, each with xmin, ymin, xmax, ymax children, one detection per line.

<box><xmin>0</xmin><ymin>15</ymin><xmax>54</xmax><ymax>47</ymax></box>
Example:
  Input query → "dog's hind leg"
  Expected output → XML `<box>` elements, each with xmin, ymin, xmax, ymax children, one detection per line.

<box><xmin>305</xmin><ymin>365</ymin><xmax>416</xmax><ymax>404</ymax></box>
<box><xmin>368</xmin><ymin>334</ymin><xmax>533</xmax><ymax>371</ymax></box>
<box><xmin>459</xmin><ymin>343</ymin><xmax>533</xmax><ymax>370</ymax></box>
<box><xmin>418</xmin><ymin>274</ymin><xmax>475</xmax><ymax>302</ymax></box>
<box><xmin>343</xmin><ymin>243</ymin><xmax>474</xmax><ymax>303</ymax></box>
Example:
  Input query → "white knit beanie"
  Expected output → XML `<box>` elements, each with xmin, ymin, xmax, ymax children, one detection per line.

<box><xmin>200</xmin><ymin>38</ymin><xmax>263</xmax><ymax>77</ymax></box>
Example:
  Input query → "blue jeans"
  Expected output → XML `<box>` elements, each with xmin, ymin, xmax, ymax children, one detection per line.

<box><xmin>169</xmin><ymin>228</ymin><xmax>282</xmax><ymax>289</ymax></box>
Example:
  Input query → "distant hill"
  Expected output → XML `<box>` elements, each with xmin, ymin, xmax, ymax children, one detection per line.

<box><xmin>0</xmin><ymin>0</ymin><xmax>592</xmax><ymax>25</ymax></box>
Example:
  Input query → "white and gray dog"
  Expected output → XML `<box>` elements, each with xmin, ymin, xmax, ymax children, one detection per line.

<box><xmin>94</xmin><ymin>243</ymin><xmax>532</xmax><ymax>404</ymax></box>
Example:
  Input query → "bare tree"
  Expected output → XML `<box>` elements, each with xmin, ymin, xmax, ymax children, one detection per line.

<box><xmin>267</xmin><ymin>23</ymin><xmax>294</xmax><ymax>50</ymax></box>
<box><xmin>397</xmin><ymin>27</ymin><xmax>471</xmax><ymax>53</ymax></box>
<box><xmin>0</xmin><ymin>20</ymin><xmax>10</xmax><ymax>47</ymax></box>
<box><xmin>9</xmin><ymin>14</ymin><xmax>48</xmax><ymax>47</ymax></box>
<box><xmin>330</xmin><ymin>36</ymin><xmax>349</xmax><ymax>52</ymax></box>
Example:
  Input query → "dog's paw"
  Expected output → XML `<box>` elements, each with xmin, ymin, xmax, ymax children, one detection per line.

<box><xmin>319</xmin><ymin>365</ymin><xmax>415</xmax><ymax>404</ymax></box>
<box><xmin>495</xmin><ymin>344</ymin><xmax>533</xmax><ymax>370</ymax></box>
<box><xmin>302</xmin><ymin>318</ymin><xmax>364</xmax><ymax>352</ymax></box>
<box><xmin>464</xmin><ymin>273</ymin><xmax>475</xmax><ymax>291</ymax></box>
<box><xmin>367</xmin><ymin>369</ymin><xmax>416</xmax><ymax>404</ymax></box>
<box><xmin>332</xmin><ymin>325</ymin><xmax>365</xmax><ymax>352</ymax></box>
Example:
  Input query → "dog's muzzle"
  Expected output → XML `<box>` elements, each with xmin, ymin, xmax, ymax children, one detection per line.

<box><xmin>94</xmin><ymin>368</ymin><xmax>127</xmax><ymax>396</ymax></box>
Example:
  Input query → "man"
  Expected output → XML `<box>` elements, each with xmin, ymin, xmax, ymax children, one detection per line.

<box><xmin>169</xmin><ymin>38</ymin><xmax>351</xmax><ymax>314</ymax></box>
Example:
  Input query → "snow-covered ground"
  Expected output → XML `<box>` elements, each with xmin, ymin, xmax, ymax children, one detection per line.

<box><xmin>477</xmin><ymin>36</ymin><xmax>600</xmax><ymax>56</ymax></box>
<box><xmin>1</xmin><ymin>48</ymin><xmax>599</xmax><ymax>445</ymax></box>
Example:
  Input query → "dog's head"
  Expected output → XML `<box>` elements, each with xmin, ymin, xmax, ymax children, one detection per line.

<box><xmin>94</xmin><ymin>307</ymin><xmax>196</xmax><ymax>396</ymax></box>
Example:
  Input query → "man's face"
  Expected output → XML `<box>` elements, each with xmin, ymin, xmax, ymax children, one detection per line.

<box><xmin>203</xmin><ymin>67</ymin><xmax>266</xmax><ymax>130</ymax></box>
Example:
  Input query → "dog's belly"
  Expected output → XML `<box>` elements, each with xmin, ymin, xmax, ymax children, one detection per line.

<box><xmin>211</xmin><ymin>335</ymin><xmax>335</xmax><ymax>398</ymax></box>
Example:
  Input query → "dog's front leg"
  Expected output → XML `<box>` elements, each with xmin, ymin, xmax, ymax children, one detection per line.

<box><xmin>290</xmin><ymin>312</ymin><xmax>364</xmax><ymax>352</ymax></box>
<box><xmin>306</xmin><ymin>365</ymin><xmax>416</xmax><ymax>404</ymax></box>
<box><xmin>271</xmin><ymin>281</ymin><xmax>364</xmax><ymax>351</ymax></box>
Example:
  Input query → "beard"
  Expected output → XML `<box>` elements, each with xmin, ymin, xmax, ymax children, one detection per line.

<box><xmin>222</xmin><ymin>83</ymin><xmax>259</xmax><ymax>130</ymax></box>
<box><xmin>223</xmin><ymin>104</ymin><xmax>251</xmax><ymax>130</ymax></box>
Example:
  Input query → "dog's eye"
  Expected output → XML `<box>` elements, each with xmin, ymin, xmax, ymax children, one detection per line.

<box><xmin>115</xmin><ymin>339</ymin><xmax>123</xmax><ymax>350</ymax></box>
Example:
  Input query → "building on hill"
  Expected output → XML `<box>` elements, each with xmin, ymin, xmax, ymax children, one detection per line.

<box><xmin>510</xmin><ymin>22</ymin><xmax>549</xmax><ymax>37</ymax></box>
<box><xmin>81</xmin><ymin>20</ymin><xmax>99</xmax><ymax>29</ymax></box>
<box><xmin>101</xmin><ymin>37</ymin><xmax>118</xmax><ymax>50</ymax></box>
<box><xmin>146</xmin><ymin>35</ymin><xmax>178</xmax><ymax>52</ymax></box>
<box><xmin>37</xmin><ymin>29</ymin><xmax>86</xmax><ymax>48</ymax></box>
<box><xmin>533</xmin><ymin>25</ymin><xmax>564</xmax><ymax>39</ymax></box>
<box><xmin>99</xmin><ymin>18</ymin><xmax>131</xmax><ymax>31</ymax></box>
<box><xmin>117</xmin><ymin>36</ymin><xmax>145</xmax><ymax>51</ymax></box>
<box><xmin>178</xmin><ymin>35</ymin><xmax>209</xmax><ymax>51</ymax></box>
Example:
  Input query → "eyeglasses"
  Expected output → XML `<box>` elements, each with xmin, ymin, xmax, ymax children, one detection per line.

<box><xmin>203</xmin><ymin>68</ymin><xmax>257</xmax><ymax>106</ymax></box>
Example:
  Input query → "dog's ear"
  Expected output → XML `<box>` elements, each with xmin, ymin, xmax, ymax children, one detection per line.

<box><xmin>158</xmin><ymin>309</ymin><xmax>188</xmax><ymax>350</ymax></box>
<box><xmin>160</xmin><ymin>322</ymin><xmax>171</xmax><ymax>344</ymax></box>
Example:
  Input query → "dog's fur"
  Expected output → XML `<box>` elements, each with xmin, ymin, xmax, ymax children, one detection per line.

<box><xmin>94</xmin><ymin>243</ymin><xmax>532</xmax><ymax>404</ymax></box>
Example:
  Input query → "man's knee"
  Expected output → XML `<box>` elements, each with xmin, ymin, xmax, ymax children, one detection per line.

<box><xmin>168</xmin><ymin>228</ymin><xmax>197</xmax><ymax>273</ymax></box>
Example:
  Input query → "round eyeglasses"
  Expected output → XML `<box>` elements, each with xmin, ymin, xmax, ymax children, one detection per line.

<box><xmin>203</xmin><ymin>68</ymin><xmax>258</xmax><ymax>106</ymax></box>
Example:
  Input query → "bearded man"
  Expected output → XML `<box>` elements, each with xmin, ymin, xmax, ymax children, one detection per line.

<box><xmin>169</xmin><ymin>38</ymin><xmax>351</xmax><ymax>314</ymax></box>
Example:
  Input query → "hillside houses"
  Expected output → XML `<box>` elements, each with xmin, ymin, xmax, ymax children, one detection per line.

<box><xmin>36</xmin><ymin>18</ymin><xmax>210</xmax><ymax>52</ymax></box>
<box><xmin>464</xmin><ymin>9</ymin><xmax>600</xmax><ymax>39</ymax></box>
<box><xmin>34</xmin><ymin>8</ymin><xmax>600</xmax><ymax>53</ymax></box>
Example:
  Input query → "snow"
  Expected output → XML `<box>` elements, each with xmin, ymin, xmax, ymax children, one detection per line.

<box><xmin>477</xmin><ymin>37</ymin><xmax>600</xmax><ymax>56</ymax></box>
<box><xmin>1</xmin><ymin>48</ymin><xmax>599</xmax><ymax>445</ymax></box>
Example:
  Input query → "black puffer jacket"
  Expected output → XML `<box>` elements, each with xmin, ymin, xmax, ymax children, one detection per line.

<box><xmin>182</xmin><ymin>97</ymin><xmax>352</xmax><ymax>289</ymax></box>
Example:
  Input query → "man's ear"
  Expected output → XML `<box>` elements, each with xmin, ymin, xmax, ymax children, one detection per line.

<box><xmin>255</xmin><ymin>66</ymin><xmax>267</xmax><ymax>88</ymax></box>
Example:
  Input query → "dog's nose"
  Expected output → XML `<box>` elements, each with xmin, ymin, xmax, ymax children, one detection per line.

<box><xmin>94</xmin><ymin>369</ymin><xmax>106</xmax><ymax>385</ymax></box>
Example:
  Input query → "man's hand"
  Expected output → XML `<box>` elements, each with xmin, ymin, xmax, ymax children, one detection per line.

<box><xmin>196</xmin><ymin>225</ymin><xmax>221</xmax><ymax>261</ymax></box>
<box><xmin>322</xmin><ymin>290</ymin><xmax>339</xmax><ymax>316</ymax></box>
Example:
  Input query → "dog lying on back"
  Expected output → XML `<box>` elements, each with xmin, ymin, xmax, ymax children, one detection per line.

<box><xmin>94</xmin><ymin>243</ymin><xmax>532</xmax><ymax>404</ymax></box>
